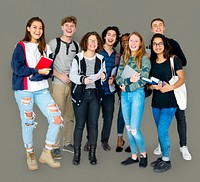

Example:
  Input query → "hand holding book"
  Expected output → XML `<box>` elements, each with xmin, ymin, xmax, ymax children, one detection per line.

<box><xmin>142</xmin><ymin>76</ymin><xmax>164</xmax><ymax>86</ymax></box>
<box><xmin>38</xmin><ymin>68</ymin><xmax>51</xmax><ymax>75</ymax></box>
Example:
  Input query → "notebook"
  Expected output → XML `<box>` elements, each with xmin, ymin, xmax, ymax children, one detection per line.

<box><xmin>35</xmin><ymin>56</ymin><xmax>53</xmax><ymax>69</ymax></box>
<box><xmin>121</xmin><ymin>64</ymin><xmax>138</xmax><ymax>78</ymax></box>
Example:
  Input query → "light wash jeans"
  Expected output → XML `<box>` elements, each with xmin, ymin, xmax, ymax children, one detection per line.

<box><xmin>14</xmin><ymin>88</ymin><xmax>61</xmax><ymax>148</ymax></box>
<box><xmin>152</xmin><ymin>107</ymin><xmax>177</xmax><ymax>160</ymax></box>
<box><xmin>121</xmin><ymin>88</ymin><xmax>146</xmax><ymax>154</ymax></box>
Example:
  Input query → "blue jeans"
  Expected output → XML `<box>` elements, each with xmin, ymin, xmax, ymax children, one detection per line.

<box><xmin>101</xmin><ymin>94</ymin><xmax>115</xmax><ymax>142</ymax></box>
<box><xmin>121</xmin><ymin>88</ymin><xmax>146</xmax><ymax>154</ymax></box>
<box><xmin>117</xmin><ymin>102</ymin><xmax>125</xmax><ymax>135</ymax></box>
<box><xmin>73</xmin><ymin>89</ymin><xmax>100</xmax><ymax>147</ymax></box>
<box><xmin>152</xmin><ymin>107</ymin><xmax>177</xmax><ymax>160</ymax></box>
<box><xmin>14</xmin><ymin>89</ymin><xmax>61</xmax><ymax>148</ymax></box>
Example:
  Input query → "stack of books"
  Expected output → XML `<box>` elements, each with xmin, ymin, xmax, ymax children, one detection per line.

<box><xmin>142</xmin><ymin>77</ymin><xmax>164</xmax><ymax>86</ymax></box>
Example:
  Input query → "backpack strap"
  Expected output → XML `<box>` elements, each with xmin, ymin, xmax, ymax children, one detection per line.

<box><xmin>73</xmin><ymin>40</ymin><xmax>79</xmax><ymax>54</ymax></box>
<box><xmin>54</xmin><ymin>38</ymin><xmax>78</xmax><ymax>60</ymax></box>
<box><xmin>114</xmin><ymin>52</ymin><xmax>121</xmax><ymax>67</ymax></box>
<box><xmin>53</xmin><ymin>37</ymin><xmax>61</xmax><ymax>60</ymax></box>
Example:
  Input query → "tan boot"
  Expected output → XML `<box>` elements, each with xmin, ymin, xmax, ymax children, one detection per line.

<box><xmin>39</xmin><ymin>148</ymin><xmax>61</xmax><ymax>168</ymax></box>
<box><xmin>26</xmin><ymin>151</ymin><xmax>39</xmax><ymax>171</ymax></box>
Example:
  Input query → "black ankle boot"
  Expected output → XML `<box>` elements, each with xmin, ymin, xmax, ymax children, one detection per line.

<box><xmin>73</xmin><ymin>147</ymin><xmax>81</xmax><ymax>165</ymax></box>
<box><xmin>88</xmin><ymin>145</ymin><xmax>97</xmax><ymax>165</ymax></box>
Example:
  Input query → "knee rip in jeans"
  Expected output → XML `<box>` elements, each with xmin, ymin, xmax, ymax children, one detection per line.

<box><xmin>24</xmin><ymin>111</ymin><xmax>35</xmax><ymax>121</ymax></box>
<box><xmin>125</xmin><ymin>125</ymin><xmax>131</xmax><ymax>132</ymax></box>
<box><xmin>48</xmin><ymin>103</ymin><xmax>62</xmax><ymax>125</ymax></box>
<box><xmin>126</xmin><ymin>125</ymin><xmax>137</xmax><ymax>135</ymax></box>
<box><xmin>130</xmin><ymin>129</ymin><xmax>137</xmax><ymax>136</ymax></box>
<box><xmin>24</xmin><ymin>111</ymin><xmax>37</xmax><ymax>128</ymax></box>
<box><xmin>21</xmin><ymin>97</ymin><xmax>32</xmax><ymax>106</ymax></box>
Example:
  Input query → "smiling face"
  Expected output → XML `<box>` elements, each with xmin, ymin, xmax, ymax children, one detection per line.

<box><xmin>104</xmin><ymin>30</ymin><xmax>117</xmax><ymax>47</ymax></box>
<box><xmin>87</xmin><ymin>35</ymin><xmax>98</xmax><ymax>51</ymax></box>
<box><xmin>27</xmin><ymin>21</ymin><xmax>43</xmax><ymax>43</ymax></box>
<box><xmin>61</xmin><ymin>22</ymin><xmax>76</xmax><ymax>38</ymax></box>
<box><xmin>151</xmin><ymin>20</ymin><xmax>165</xmax><ymax>34</ymax></box>
<box><xmin>128</xmin><ymin>34</ymin><xmax>141</xmax><ymax>54</ymax></box>
<box><xmin>121</xmin><ymin>35</ymin><xmax>129</xmax><ymax>49</ymax></box>
<box><xmin>152</xmin><ymin>37</ymin><xmax>165</xmax><ymax>55</ymax></box>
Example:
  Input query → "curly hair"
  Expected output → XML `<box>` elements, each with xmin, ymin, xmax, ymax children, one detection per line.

<box><xmin>101</xmin><ymin>26</ymin><xmax>121</xmax><ymax>47</ymax></box>
<box><xmin>80</xmin><ymin>31</ymin><xmax>103</xmax><ymax>53</ymax></box>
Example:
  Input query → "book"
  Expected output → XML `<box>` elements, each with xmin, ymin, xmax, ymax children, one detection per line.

<box><xmin>142</xmin><ymin>77</ymin><xmax>164</xmax><ymax>86</ymax></box>
<box><xmin>35</xmin><ymin>56</ymin><xmax>53</xmax><ymax>69</ymax></box>
<box><xmin>121</xmin><ymin>65</ymin><xmax>138</xmax><ymax>78</ymax></box>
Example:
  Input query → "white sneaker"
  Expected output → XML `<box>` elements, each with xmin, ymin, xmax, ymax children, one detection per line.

<box><xmin>153</xmin><ymin>144</ymin><xmax>162</xmax><ymax>155</ymax></box>
<box><xmin>179</xmin><ymin>146</ymin><xmax>192</xmax><ymax>160</ymax></box>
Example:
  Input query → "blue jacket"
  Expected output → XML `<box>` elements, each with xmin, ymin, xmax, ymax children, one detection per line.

<box><xmin>11</xmin><ymin>42</ymin><xmax>53</xmax><ymax>91</ymax></box>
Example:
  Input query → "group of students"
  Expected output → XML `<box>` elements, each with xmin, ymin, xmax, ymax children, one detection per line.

<box><xmin>11</xmin><ymin>16</ymin><xmax>192</xmax><ymax>173</ymax></box>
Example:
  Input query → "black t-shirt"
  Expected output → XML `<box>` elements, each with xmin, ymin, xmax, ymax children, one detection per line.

<box><xmin>166</xmin><ymin>38</ymin><xmax>187</xmax><ymax>67</ymax></box>
<box><xmin>150</xmin><ymin>56</ymin><xmax>182</xmax><ymax>108</ymax></box>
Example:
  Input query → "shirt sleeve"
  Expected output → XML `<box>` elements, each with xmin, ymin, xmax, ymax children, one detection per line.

<box><xmin>11</xmin><ymin>43</ymin><xmax>37</xmax><ymax>77</ymax></box>
<box><xmin>174</xmin><ymin>56</ymin><xmax>183</xmax><ymax>73</ymax></box>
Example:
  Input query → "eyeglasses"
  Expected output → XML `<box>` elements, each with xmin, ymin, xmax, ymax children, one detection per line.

<box><xmin>153</xmin><ymin>42</ymin><xmax>164</xmax><ymax>47</ymax></box>
<box><xmin>88</xmin><ymin>39</ymin><xmax>98</xmax><ymax>44</ymax></box>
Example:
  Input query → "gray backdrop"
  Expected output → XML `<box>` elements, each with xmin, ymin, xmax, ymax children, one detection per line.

<box><xmin>0</xmin><ymin>0</ymin><xmax>199</xmax><ymax>181</ymax></box>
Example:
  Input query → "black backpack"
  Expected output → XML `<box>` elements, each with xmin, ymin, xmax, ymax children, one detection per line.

<box><xmin>53</xmin><ymin>37</ymin><xmax>79</xmax><ymax>60</ymax></box>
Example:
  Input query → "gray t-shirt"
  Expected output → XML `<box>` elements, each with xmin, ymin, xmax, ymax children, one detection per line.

<box><xmin>48</xmin><ymin>38</ymin><xmax>80</xmax><ymax>84</ymax></box>
<box><xmin>85</xmin><ymin>56</ymin><xmax>96</xmax><ymax>89</ymax></box>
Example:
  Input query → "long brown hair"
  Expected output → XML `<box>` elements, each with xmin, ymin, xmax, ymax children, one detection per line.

<box><xmin>123</xmin><ymin>32</ymin><xmax>147</xmax><ymax>71</ymax></box>
<box><xmin>150</xmin><ymin>33</ymin><xmax>172</xmax><ymax>62</ymax></box>
<box><xmin>22</xmin><ymin>17</ymin><xmax>46</xmax><ymax>55</ymax></box>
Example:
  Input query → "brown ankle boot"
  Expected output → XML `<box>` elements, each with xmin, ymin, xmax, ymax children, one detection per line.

<box><xmin>26</xmin><ymin>151</ymin><xmax>38</xmax><ymax>171</ymax></box>
<box><xmin>39</xmin><ymin>148</ymin><xmax>61</xmax><ymax>168</ymax></box>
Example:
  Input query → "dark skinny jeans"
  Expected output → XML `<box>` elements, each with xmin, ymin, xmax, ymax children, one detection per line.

<box><xmin>101</xmin><ymin>93</ymin><xmax>115</xmax><ymax>143</ymax></box>
<box><xmin>73</xmin><ymin>89</ymin><xmax>100</xmax><ymax>148</ymax></box>
<box><xmin>175</xmin><ymin>107</ymin><xmax>187</xmax><ymax>147</ymax></box>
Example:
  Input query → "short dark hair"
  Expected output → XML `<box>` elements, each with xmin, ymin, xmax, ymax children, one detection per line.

<box><xmin>120</xmin><ymin>33</ymin><xmax>130</xmax><ymax>54</ymax></box>
<box><xmin>101</xmin><ymin>26</ymin><xmax>121</xmax><ymax>47</ymax></box>
<box><xmin>150</xmin><ymin>18</ymin><xmax>165</xmax><ymax>28</ymax></box>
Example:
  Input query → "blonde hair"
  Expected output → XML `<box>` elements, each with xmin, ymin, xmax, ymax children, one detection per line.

<box><xmin>123</xmin><ymin>32</ymin><xmax>147</xmax><ymax>71</ymax></box>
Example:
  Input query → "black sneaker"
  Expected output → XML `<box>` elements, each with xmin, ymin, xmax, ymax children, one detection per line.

<box><xmin>121</xmin><ymin>157</ymin><xmax>139</xmax><ymax>166</ymax></box>
<box><xmin>125</xmin><ymin>146</ymin><xmax>131</xmax><ymax>153</ymax></box>
<box><xmin>52</xmin><ymin>148</ymin><xmax>62</xmax><ymax>160</ymax></box>
<box><xmin>62</xmin><ymin>144</ymin><xmax>74</xmax><ymax>153</ymax></box>
<box><xmin>153</xmin><ymin>160</ymin><xmax>171</xmax><ymax>173</ymax></box>
<box><xmin>139</xmin><ymin>154</ymin><xmax>148</xmax><ymax>168</ymax></box>
<box><xmin>102</xmin><ymin>142</ymin><xmax>111</xmax><ymax>151</ymax></box>
<box><xmin>150</xmin><ymin>157</ymin><xmax>162</xmax><ymax>167</ymax></box>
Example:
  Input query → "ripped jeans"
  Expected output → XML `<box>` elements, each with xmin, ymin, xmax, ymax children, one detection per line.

<box><xmin>14</xmin><ymin>88</ymin><xmax>62</xmax><ymax>149</ymax></box>
<box><xmin>121</xmin><ymin>88</ymin><xmax>146</xmax><ymax>154</ymax></box>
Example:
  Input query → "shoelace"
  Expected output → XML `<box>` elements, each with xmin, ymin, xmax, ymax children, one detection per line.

<box><xmin>29</xmin><ymin>153</ymin><xmax>36</xmax><ymax>160</ymax></box>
